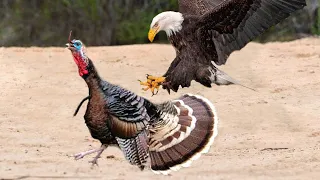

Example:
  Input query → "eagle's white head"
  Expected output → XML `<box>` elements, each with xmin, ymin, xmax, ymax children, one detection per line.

<box><xmin>148</xmin><ymin>11</ymin><xmax>184</xmax><ymax>42</ymax></box>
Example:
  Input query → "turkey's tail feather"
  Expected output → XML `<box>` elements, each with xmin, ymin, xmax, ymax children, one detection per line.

<box><xmin>149</xmin><ymin>94</ymin><xmax>218</xmax><ymax>175</ymax></box>
<box><xmin>116</xmin><ymin>131</ymin><xmax>149</xmax><ymax>170</ymax></box>
<box><xmin>74</xmin><ymin>96</ymin><xmax>90</xmax><ymax>116</ymax></box>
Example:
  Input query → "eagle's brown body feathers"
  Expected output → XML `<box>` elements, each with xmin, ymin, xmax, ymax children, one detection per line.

<box><xmin>160</xmin><ymin>0</ymin><xmax>306</xmax><ymax>92</ymax></box>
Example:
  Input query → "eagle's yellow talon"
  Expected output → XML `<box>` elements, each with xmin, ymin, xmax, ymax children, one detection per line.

<box><xmin>139</xmin><ymin>74</ymin><xmax>166</xmax><ymax>95</ymax></box>
<box><xmin>147</xmin><ymin>76</ymin><xmax>155</xmax><ymax>80</ymax></box>
<box><xmin>142</xmin><ymin>87</ymin><xmax>150</xmax><ymax>91</ymax></box>
<box><xmin>146</xmin><ymin>75</ymin><xmax>165</xmax><ymax>82</ymax></box>
<box><xmin>151</xmin><ymin>85</ymin><xmax>160</xmax><ymax>96</ymax></box>
<box><xmin>154</xmin><ymin>77</ymin><xmax>166</xmax><ymax>83</ymax></box>
<box><xmin>139</xmin><ymin>81</ymin><xmax>150</xmax><ymax>86</ymax></box>
<box><xmin>151</xmin><ymin>86</ymin><xmax>155</xmax><ymax>94</ymax></box>
<box><xmin>154</xmin><ymin>86</ymin><xmax>159</xmax><ymax>95</ymax></box>
<box><xmin>151</xmin><ymin>81</ymin><xmax>158</xmax><ymax>86</ymax></box>
<box><xmin>147</xmin><ymin>79</ymin><xmax>153</xmax><ymax>84</ymax></box>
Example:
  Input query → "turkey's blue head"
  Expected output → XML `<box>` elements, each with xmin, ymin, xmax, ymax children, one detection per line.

<box><xmin>66</xmin><ymin>34</ymin><xmax>89</xmax><ymax>77</ymax></box>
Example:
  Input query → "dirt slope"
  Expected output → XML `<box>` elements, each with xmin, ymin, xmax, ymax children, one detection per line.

<box><xmin>0</xmin><ymin>38</ymin><xmax>319</xmax><ymax>180</ymax></box>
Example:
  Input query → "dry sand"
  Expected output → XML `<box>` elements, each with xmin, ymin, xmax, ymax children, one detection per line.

<box><xmin>0</xmin><ymin>38</ymin><xmax>320</xmax><ymax>180</ymax></box>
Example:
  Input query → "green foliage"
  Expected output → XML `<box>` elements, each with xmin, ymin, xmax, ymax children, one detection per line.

<box><xmin>311</xmin><ymin>7</ymin><xmax>320</xmax><ymax>35</ymax></box>
<box><xmin>115</xmin><ymin>0</ymin><xmax>179</xmax><ymax>45</ymax></box>
<box><xmin>116</xmin><ymin>11</ymin><xmax>152</xmax><ymax>44</ymax></box>
<box><xmin>317</xmin><ymin>7</ymin><xmax>320</xmax><ymax>34</ymax></box>
<box><xmin>0</xmin><ymin>0</ymin><xmax>318</xmax><ymax>47</ymax></box>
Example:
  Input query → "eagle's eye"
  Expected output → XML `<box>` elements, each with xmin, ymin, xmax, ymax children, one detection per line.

<box><xmin>154</xmin><ymin>23</ymin><xmax>159</xmax><ymax>28</ymax></box>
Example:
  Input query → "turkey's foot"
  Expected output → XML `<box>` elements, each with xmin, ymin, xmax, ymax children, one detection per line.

<box><xmin>74</xmin><ymin>144</ymin><xmax>107</xmax><ymax>166</ymax></box>
<box><xmin>88</xmin><ymin>145</ymin><xmax>107</xmax><ymax>166</ymax></box>
<box><xmin>138</xmin><ymin>74</ymin><xmax>166</xmax><ymax>96</ymax></box>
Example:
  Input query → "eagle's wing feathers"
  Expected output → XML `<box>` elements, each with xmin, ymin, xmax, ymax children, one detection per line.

<box><xmin>198</xmin><ymin>0</ymin><xmax>306</xmax><ymax>65</ymax></box>
<box><xmin>178</xmin><ymin>0</ymin><xmax>225</xmax><ymax>15</ymax></box>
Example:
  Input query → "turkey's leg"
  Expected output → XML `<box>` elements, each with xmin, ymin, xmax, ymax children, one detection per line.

<box><xmin>74</xmin><ymin>144</ymin><xmax>107</xmax><ymax>165</ymax></box>
<box><xmin>88</xmin><ymin>144</ymin><xmax>107</xmax><ymax>166</ymax></box>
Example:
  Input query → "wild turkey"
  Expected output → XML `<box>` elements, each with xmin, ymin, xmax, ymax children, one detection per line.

<box><xmin>66</xmin><ymin>36</ymin><xmax>219</xmax><ymax>175</ymax></box>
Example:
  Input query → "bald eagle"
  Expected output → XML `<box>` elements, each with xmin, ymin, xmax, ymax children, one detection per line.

<box><xmin>139</xmin><ymin>0</ymin><xmax>306</xmax><ymax>95</ymax></box>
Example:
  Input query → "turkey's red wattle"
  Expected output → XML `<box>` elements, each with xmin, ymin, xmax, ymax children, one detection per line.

<box><xmin>72</xmin><ymin>52</ymin><xmax>88</xmax><ymax>76</ymax></box>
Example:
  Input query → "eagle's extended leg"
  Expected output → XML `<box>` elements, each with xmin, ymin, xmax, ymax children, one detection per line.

<box><xmin>138</xmin><ymin>74</ymin><xmax>165</xmax><ymax>95</ymax></box>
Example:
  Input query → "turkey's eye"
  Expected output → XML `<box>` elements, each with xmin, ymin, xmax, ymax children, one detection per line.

<box><xmin>75</xmin><ymin>42</ymin><xmax>81</xmax><ymax>46</ymax></box>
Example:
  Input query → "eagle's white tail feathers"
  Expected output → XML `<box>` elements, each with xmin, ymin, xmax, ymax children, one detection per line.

<box><xmin>208</xmin><ymin>64</ymin><xmax>256</xmax><ymax>92</ymax></box>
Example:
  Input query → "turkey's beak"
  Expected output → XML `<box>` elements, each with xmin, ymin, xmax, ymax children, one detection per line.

<box><xmin>148</xmin><ymin>27</ymin><xmax>159</xmax><ymax>42</ymax></box>
<box><xmin>66</xmin><ymin>43</ymin><xmax>75</xmax><ymax>51</ymax></box>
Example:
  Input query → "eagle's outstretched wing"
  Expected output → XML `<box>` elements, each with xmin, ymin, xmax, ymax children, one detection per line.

<box><xmin>197</xmin><ymin>0</ymin><xmax>306</xmax><ymax>65</ymax></box>
<box><xmin>178</xmin><ymin>0</ymin><xmax>226</xmax><ymax>15</ymax></box>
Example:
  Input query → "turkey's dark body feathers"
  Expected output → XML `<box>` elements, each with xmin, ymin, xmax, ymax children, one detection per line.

<box><xmin>75</xmin><ymin>59</ymin><xmax>219</xmax><ymax>173</ymax></box>
<box><xmin>84</xmin><ymin>80</ymin><xmax>116</xmax><ymax>145</ymax></box>
<box><xmin>80</xmin><ymin>60</ymin><xmax>155</xmax><ymax>168</ymax></box>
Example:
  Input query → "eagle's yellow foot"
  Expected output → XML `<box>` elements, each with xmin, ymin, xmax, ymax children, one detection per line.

<box><xmin>146</xmin><ymin>75</ymin><xmax>166</xmax><ymax>84</ymax></box>
<box><xmin>139</xmin><ymin>80</ymin><xmax>151</xmax><ymax>87</ymax></box>
<box><xmin>138</xmin><ymin>75</ymin><xmax>166</xmax><ymax>96</ymax></box>
<box><xmin>150</xmin><ymin>81</ymin><xmax>160</xmax><ymax>96</ymax></box>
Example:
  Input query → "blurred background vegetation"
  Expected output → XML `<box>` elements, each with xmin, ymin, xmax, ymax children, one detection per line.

<box><xmin>0</xmin><ymin>0</ymin><xmax>319</xmax><ymax>47</ymax></box>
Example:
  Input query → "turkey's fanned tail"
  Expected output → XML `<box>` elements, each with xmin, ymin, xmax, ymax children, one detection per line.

<box><xmin>116</xmin><ymin>131</ymin><xmax>149</xmax><ymax>170</ymax></box>
<box><xmin>149</xmin><ymin>94</ymin><xmax>218</xmax><ymax>175</ymax></box>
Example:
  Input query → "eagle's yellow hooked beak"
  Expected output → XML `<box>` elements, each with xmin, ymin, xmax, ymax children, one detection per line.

<box><xmin>148</xmin><ymin>26</ymin><xmax>159</xmax><ymax>42</ymax></box>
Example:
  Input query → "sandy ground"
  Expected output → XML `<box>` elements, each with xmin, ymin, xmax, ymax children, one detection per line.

<box><xmin>0</xmin><ymin>38</ymin><xmax>320</xmax><ymax>180</ymax></box>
